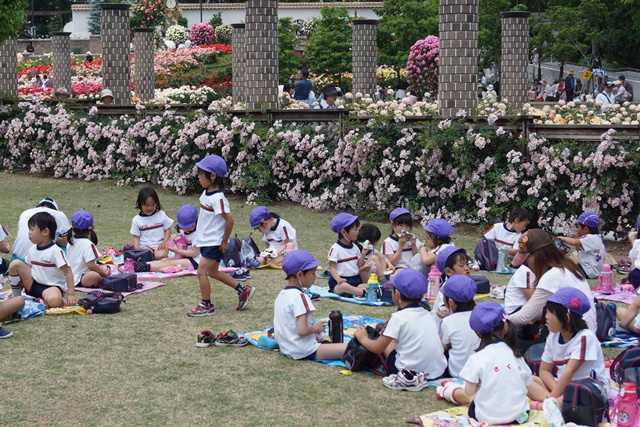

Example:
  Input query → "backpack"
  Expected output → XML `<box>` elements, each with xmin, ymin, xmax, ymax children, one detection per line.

<box><xmin>523</xmin><ymin>342</ymin><xmax>558</xmax><ymax>376</ymax></box>
<box><xmin>124</xmin><ymin>249</ymin><xmax>153</xmax><ymax>263</ymax></box>
<box><xmin>471</xmin><ymin>275</ymin><xmax>490</xmax><ymax>294</ymax></box>
<box><xmin>474</xmin><ymin>237</ymin><xmax>498</xmax><ymax>271</ymax></box>
<box><xmin>224</xmin><ymin>236</ymin><xmax>243</xmax><ymax>268</ymax></box>
<box><xmin>610</xmin><ymin>344</ymin><xmax>640</xmax><ymax>385</ymax></box>
<box><xmin>102</xmin><ymin>273</ymin><xmax>140</xmax><ymax>293</ymax></box>
<box><xmin>561</xmin><ymin>377</ymin><xmax>609</xmax><ymax>427</ymax></box>
<box><xmin>240</xmin><ymin>235</ymin><xmax>260</xmax><ymax>267</ymax></box>
<box><xmin>594</xmin><ymin>300</ymin><xmax>615</xmax><ymax>342</ymax></box>
<box><xmin>78</xmin><ymin>291</ymin><xmax>125</xmax><ymax>314</ymax></box>
<box><xmin>341</xmin><ymin>325</ymin><xmax>389</xmax><ymax>376</ymax></box>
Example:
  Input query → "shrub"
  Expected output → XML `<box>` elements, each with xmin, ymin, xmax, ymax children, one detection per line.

<box><xmin>166</xmin><ymin>25</ymin><xmax>190</xmax><ymax>45</ymax></box>
<box><xmin>190</xmin><ymin>23</ymin><xmax>214</xmax><ymax>46</ymax></box>
<box><xmin>406</xmin><ymin>35</ymin><xmax>439</xmax><ymax>99</ymax></box>
<box><xmin>214</xmin><ymin>24</ymin><xmax>233</xmax><ymax>45</ymax></box>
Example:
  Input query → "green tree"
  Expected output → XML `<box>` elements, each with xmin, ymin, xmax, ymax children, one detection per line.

<box><xmin>88</xmin><ymin>0</ymin><xmax>102</xmax><ymax>35</ymax></box>
<box><xmin>478</xmin><ymin>0</ymin><xmax>511</xmax><ymax>71</ymax></box>
<box><xmin>304</xmin><ymin>6</ymin><xmax>352</xmax><ymax>85</ymax></box>
<box><xmin>278</xmin><ymin>17</ymin><xmax>300</xmax><ymax>84</ymax></box>
<box><xmin>0</xmin><ymin>0</ymin><xmax>27</xmax><ymax>43</ymax></box>
<box><xmin>375</xmin><ymin>0</ymin><xmax>438</xmax><ymax>85</ymax></box>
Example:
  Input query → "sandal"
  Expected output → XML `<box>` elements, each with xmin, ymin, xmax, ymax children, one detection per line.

<box><xmin>214</xmin><ymin>330</ymin><xmax>248</xmax><ymax>347</ymax></box>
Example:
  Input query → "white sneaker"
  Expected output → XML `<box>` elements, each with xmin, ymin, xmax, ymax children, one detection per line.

<box><xmin>383</xmin><ymin>369</ymin><xmax>428</xmax><ymax>392</ymax></box>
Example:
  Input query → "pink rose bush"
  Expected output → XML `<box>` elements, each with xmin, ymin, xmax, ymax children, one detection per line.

<box><xmin>406</xmin><ymin>36</ymin><xmax>439</xmax><ymax>99</ymax></box>
<box><xmin>190</xmin><ymin>23</ymin><xmax>215</xmax><ymax>46</ymax></box>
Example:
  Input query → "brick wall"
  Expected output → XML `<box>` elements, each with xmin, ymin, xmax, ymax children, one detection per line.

<box><xmin>244</xmin><ymin>0</ymin><xmax>278</xmax><ymax>110</ymax></box>
<box><xmin>352</xmin><ymin>19</ymin><xmax>377</xmax><ymax>97</ymax></box>
<box><xmin>231</xmin><ymin>23</ymin><xmax>246</xmax><ymax>103</ymax></box>
<box><xmin>501</xmin><ymin>12</ymin><xmax>531</xmax><ymax>107</ymax></box>
<box><xmin>0</xmin><ymin>39</ymin><xmax>18</xmax><ymax>97</ymax></box>
<box><xmin>51</xmin><ymin>32</ymin><xmax>72</xmax><ymax>93</ymax></box>
<box><xmin>133</xmin><ymin>29</ymin><xmax>155</xmax><ymax>102</ymax></box>
<box><xmin>439</xmin><ymin>0</ymin><xmax>478</xmax><ymax>117</ymax></box>
<box><xmin>101</xmin><ymin>4</ymin><xmax>131</xmax><ymax>106</ymax></box>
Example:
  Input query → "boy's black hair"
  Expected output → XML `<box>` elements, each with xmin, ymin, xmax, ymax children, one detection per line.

<box><xmin>28</xmin><ymin>212</ymin><xmax>57</xmax><ymax>239</ymax></box>
<box><xmin>358</xmin><ymin>223</ymin><xmax>381</xmax><ymax>243</ymax></box>
<box><xmin>546</xmin><ymin>301</ymin><xmax>587</xmax><ymax>333</ymax></box>
<box><xmin>68</xmin><ymin>228</ymin><xmax>98</xmax><ymax>246</ymax></box>
<box><xmin>578</xmin><ymin>223</ymin><xmax>600</xmax><ymax>235</ymax></box>
<box><xmin>445</xmin><ymin>249</ymin><xmax>470</xmax><ymax>271</ymax></box>
<box><xmin>197</xmin><ymin>167</ymin><xmax>225</xmax><ymax>192</ymax></box>
<box><xmin>443</xmin><ymin>296</ymin><xmax>475</xmax><ymax>313</ymax></box>
<box><xmin>476</xmin><ymin>319</ymin><xmax>521</xmax><ymax>357</ymax></box>
<box><xmin>391</xmin><ymin>213</ymin><xmax>413</xmax><ymax>228</ymax></box>
<box><xmin>136</xmin><ymin>187</ymin><xmax>162</xmax><ymax>211</ymax></box>
<box><xmin>285</xmin><ymin>266</ymin><xmax>316</xmax><ymax>281</ymax></box>
<box><xmin>338</xmin><ymin>218</ymin><xmax>361</xmax><ymax>240</ymax></box>
<box><xmin>425</xmin><ymin>231</ymin><xmax>452</xmax><ymax>246</ymax></box>
<box><xmin>299</xmin><ymin>69</ymin><xmax>309</xmax><ymax>78</ymax></box>
<box><xmin>508</xmin><ymin>208</ymin><xmax>532</xmax><ymax>223</ymax></box>
<box><xmin>395</xmin><ymin>288</ymin><xmax>422</xmax><ymax>304</ymax></box>
<box><xmin>283</xmin><ymin>82</ymin><xmax>294</xmax><ymax>93</ymax></box>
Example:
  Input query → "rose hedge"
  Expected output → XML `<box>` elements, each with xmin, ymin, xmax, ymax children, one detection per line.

<box><xmin>0</xmin><ymin>100</ymin><xmax>638</xmax><ymax>235</ymax></box>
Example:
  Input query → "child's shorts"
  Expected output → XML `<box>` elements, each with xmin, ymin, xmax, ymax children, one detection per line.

<box><xmin>0</xmin><ymin>257</ymin><xmax>7</xmax><ymax>275</ymax></box>
<box><xmin>187</xmin><ymin>257</ymin><xmax>199</xmax><ymax>270</ymax></box>
<box><xmin>386</xmin><ymin>349</ymin><xmax>398</xmax><ymax>375</ymax></box>
<box><xmin>299</xmin><ymin>350</ymin><xmax>318</xmax><ymax>361</ymax></box>
<box><xmin>27</xmin><ymin>280</ymin><xmax>63</xmax><ymax>299</ymax></box>
<box><xmin>200</xmin><ymin>246</ymin><xmax>224</xmax><ymax>262</ymax></box>
<box><xmin>629</xmin><ymin>268</ymin><xmax>640</xmax><ymax>289</ymax></box>
<box><xmin>328</xmin><ymin>274</ymin><xmax>362</xmax><ymax>293</ymax></box>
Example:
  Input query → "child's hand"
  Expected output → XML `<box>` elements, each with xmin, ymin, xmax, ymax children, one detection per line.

<box><xmin>66</xmin><ymin>294</ymin><xmax>77</xmax><ymax>306</ymax></box>
<box><xmin>408</xmin><ymin>234</ymin><xmax>417</xmax><ymax>246</ymax></box>
<box><xmin>354</xmin><ymin>326</ymin><xmax>368</xmax><ymax>340</ymax></box>
<box><xmin>358</xmin><ymin>263</ymin><xmax>372</xmax><ymax>273</ymax></box>
<box><xmin>338</xmin><ymin>277</ymin><xmax>347</xmax><ymax>284</ymax></box>
<box><xmin>220</xmin><ymin>240</ymin><xmax>229</xmax><ymax>253</ymax></box>
<box><xmin>157</xmin><ymin>241</ymin><xmax>167</xmax><ymax>251</ymax></box>
<box><xmin>312</xmin><ymin>321</ymin><xmax>326</xmax><ymax>334</ymax></box>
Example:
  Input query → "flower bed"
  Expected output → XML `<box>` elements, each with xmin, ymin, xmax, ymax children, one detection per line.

<box><xmin>1</xmin><ymin>99</ymin><xmax>638</xmax><ymax>235</ymax></box>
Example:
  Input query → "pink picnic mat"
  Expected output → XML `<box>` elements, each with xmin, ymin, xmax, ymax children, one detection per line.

<box><xmin>593</xmin><ymin>290</ymin><xmax>638</xmax><ymax>304</ymax></box>
<box><xmin>134</xmin><ymin>270</ymin><xmax>197</xmax><ymax>280</ymax></box>
<box><xmin>75</xmin><ymin>281</ymin><xmax>165</xmax><ymax>296</ymax></box>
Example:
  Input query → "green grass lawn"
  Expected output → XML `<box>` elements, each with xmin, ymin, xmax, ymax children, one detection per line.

<box><xmin>0</xmin><ymin>172</ymin><xmax>629</xmax><ymax>426</ymax></box>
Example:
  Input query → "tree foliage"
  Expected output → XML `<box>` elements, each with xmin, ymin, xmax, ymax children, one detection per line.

<box><xmin>88</xmin><ymin>0</ymin><xmax>102</xmax><ymax>35</ymax></box>
<box><xmin>0</xmin><ymin>0</ymin><xmax>27</xmax><ymax>43</ymax></box>
<box><xmin>478</xmin><ymin>0</ymin><xmax>511</xmax><ymax>71</ymax></box>
<box><xmin>278</xmin><ymin>18</ymin><xmax>300</xmax><ymax>84</ymax></box>
<box><xmin>304</xmin><ymin>7</ymin><xmax>352</xmax><ymax>81</ymax></box>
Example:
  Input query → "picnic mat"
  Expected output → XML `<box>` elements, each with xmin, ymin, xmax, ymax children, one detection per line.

<box><xmin>603</xmin><ymin>332</ymin><xmax>639</xmax><ymax>348</ymax></box>
<box><xmin>308</xmin><ymin>285</ymin><xmax>393</xmax><ymax>306</ymax></box>
<box><xmin>134</xmin><ymin>270</ymin><xmax>197</xmax><ymax>280</ymax></box>
<box><xmin>593</xmin><ymin>290</ymin><xmax>637</xmax><ymax>304</ymax></box>
<box><xmin>406</xmin><ymin>406</ymin><xmax>547</xmax><ymax>426</ymax></box>
<box><xmin>75</xmin><ymin>281</ymin><xmax>165</xmax><ymax>296</ymax></box>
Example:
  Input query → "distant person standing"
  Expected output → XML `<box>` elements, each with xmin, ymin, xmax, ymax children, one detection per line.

<box><xmin>26</xmin><ymin>41</ymin><xmax>35</xmax><ymax>53</ymax></box>
<box><xmin>85</xmin><ymin>51</ymin><xmax>93</xmax><ymax>64</ymax></box>
<box><xmin>564</xmin><ymin>69</ymin><xmax>575</xmax><ymax>102</ymax></box>
<box><xmin>619</xmin><ymin>75</ymin><xmax>633</xmax><ymax>102</ymax></box>
<box><xmin>294</xmin><ymin>69</ymin><xmax>312</xmax><ymax>102</ymax></box>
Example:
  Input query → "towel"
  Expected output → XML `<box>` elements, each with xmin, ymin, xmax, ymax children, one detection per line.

<box><xmin>308</xmin><ymin>285</ymin><xmax>393</xmax><ymax>306</ymax></box>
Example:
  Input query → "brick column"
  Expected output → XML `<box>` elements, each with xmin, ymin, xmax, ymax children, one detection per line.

<box><xmin>132</xmin><ymin>28</ymin><xmax>155</xmax><ymax>102</ymax></box>
<box><xmin>51</xmin><ymin>32</ymin><xmax>72</xmax><ymax>93</ymax></box>
<box><xmin>100</xmin><ymin>4</ymin><xmax>131</xmax><ymax>106</ymax></box>
<box><xmin>352</xmin><ymin>19</ymin><xmax>377</xmax><ymax>97</ymax></box>
<box><xmin>245</xmin><ymin>0</ymin><xmax>278</xmax><ymax>110</ymax></box>
<box><xmin>439</xmin><ymin>0</ymin><xmax>478</xmax><ymax>117</ymax></box>
<box><xmin>0</xmin><ymin>39</ymin><xmax>18</xmax><ymax>97</ymax></box>
<box><xmin>501</xmin><ymin>12</ymin><xmax>531</xmax><ymax>108</ymax></box>
<box><xmin>231</xmin><ymin>23</ymin><xmax>246</xmax><ymax>103</ymax></box>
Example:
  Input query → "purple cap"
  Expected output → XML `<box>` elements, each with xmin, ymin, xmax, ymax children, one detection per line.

<box><xmin>176</xmin><ymin>204</ymin><xmax>198</xmax><ymax>229</ymax></box>
<box><xmin>440</xmin><ymin>274</ymin><xmax>476</xmax><ymax>302</ymax></box>
<box><xmin>469</xmin><ymin>302</ymin><xmax>506</xmax><ymax>333</ymax></box>
<box><xmin>435</xmin><ymin>246</ymin><xmax>464</xmax><ymax>275</ymax></box>
<box><xmin>636</xmin><ymin>214</ymin><xmax>640</xmax><ymax>228</ymax></box>
<box><xmin>390</xmin><ymin>268</ymin><xmax>428</xmax><ymax>299</ymax></box>
<box><xmin>282</xmin><ymin>250</ymin><xmax>321</xmax><ymax>276</ymax></box>
<box><xmin>196</xmin><ymin>154</ymin><xmax>227</xmax><ymax>177</ymax></box>
<box><xmin>547</xmin><ymin>287</ymin><xmax>590</xmax><ymax>315</ymax></box>
<box><xmin>250</xmin><ymin>206</ymin><xmax>270</xmax><ymax>228</ymax></box>
<box><xmin>331</xmin><ymin>213</ymin><xmax>358</xmax><ymax>233</ymax></box>
<box><xmin>71</xmin><ymin>210</ymin><xmax>94</xmax><ymax>229</ymax></box>
<box><xmin>390</xmin><ymin>207</ymin><xmax>411</xmax><ymax>221</ymax></box>
<box><xmin>577</xmin><ymin>211</ymin><xmax>600</xmax><ymax>227</ymax></box>
<box><xmin>424</xmin><ymin>219</ymin><xmax>454</xmax><ymax>238</ymax></box>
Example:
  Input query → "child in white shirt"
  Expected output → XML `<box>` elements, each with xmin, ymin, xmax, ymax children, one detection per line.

<box><xmin>382</xmin><ymin>208</ymin><xmax>422</xmax><ymax>271</ymax></box>
<box><xmin>432</xmin><ymin>246</ymin><xmax>472</xmax><ymax>325</ymax></box>
<box><xmin>483</xmin><ymin>208</ymin><xmax>531</xmax><ymax>256</ymax></box>
<box><xmin>557</xmin><ymin>211</ymin><xmax>605</xmax><ymax>279</ymax></box>
<box><xmin>504</xmin><ymin>265</ymin><xmax>536</xmax><ymax>314</ymax></box>
<box><xmin>627</xmin><ymin>214</ymin><xmax>640</xmax><ymax>289</ymax></box>
<box><xmin>328</xmin><ymin>213</ymin><xmax>365</xmax><ymax>296</ymax></box>
<box><xmin>418</xmin><ymin>218</ymin><xmax>455</xmax><ymax>268</ymax></box>
<box><xmin>130</xmin><ymin>187</ymin><xmax>174</xmax><ymax>260</ymax></box>
<box><xmin>66</xmin><ymin>210</ymin><xmax>111</xmax><ymax>288</ymax></box>
<box><xmin>250</xmin><ymin>206</ymin><xmax>298</xmax><ymax>266</ymax></box>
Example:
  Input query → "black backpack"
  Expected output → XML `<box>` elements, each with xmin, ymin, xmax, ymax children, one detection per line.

<box><xmin>341</xmin><ymin>325</ymin><xmax>389</xmax><ymax>376</ymax></box>
<box><xmin>474</xmin><ymin>237</ymin><xmax>498</xmax><ymax>271</ymax></box>
<box><xmin>594</xmin><ymin>300</ymin><xmax>615</xmax><ymax>342</ymax></box>
<box><xmin>224</xmin><ymin>236</ymin><xmax>243</xmax><ymax>268</ymax></box>
<box><xmin>102</xmin><ymin>273</ymin><xmax>140</xmax><ymax>293</ymax></box>
<box><xmin>523</xmin><ymin>342</ymin><xmax>558</xmax><ymax>376</ymax></box>
<box><xmin>561</xmin><ymin>377</ymin><xmax>609</xmax><ymax>427</ymax></box>
<box><xmin>78</xmin><ymin>291</ymin><xmax>125</xmax><ymax>314</ymax></box>
<box><xmin>610</xmin><ymin>344</ymin><xmax>640</xmax><ymax>384</ymax></box>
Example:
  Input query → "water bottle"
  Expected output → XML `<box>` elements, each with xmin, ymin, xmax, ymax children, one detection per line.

<box><xmin>328</xmin><ymin>310</ymin><xmax>343</xmax><ymax>343</ymax></box>
<box><xmin>173</xmin><ymin>235</ymin><xmax>188</xmax><ymax>259</ymax></box>
<box><xmin>366</xmin><ymin>273</ymin><xmax>380</xmax><ymax>303</ymax></box>
<box><xmin>600</xmin><ymin>264</ymin><xmax>613</xmax><ymax>295</ymax></box>
<box><xmin>496</xmin><ymin>246</ymin><xmax>509</xmax><ymax>272</ymax></box>
<box><xmin>124</xmin><ymin>258</ymin><xmax>134</xmax><ymax>274</ymax></box>
<box><xmin>615</xmin><ymin>382</ymin><xmax>640</xmax><ymax>427</ymax></box>
<box><xmin>427</xmin><ymin>265</ymin><xmax>441</xmax><ymax>301</ymax></box>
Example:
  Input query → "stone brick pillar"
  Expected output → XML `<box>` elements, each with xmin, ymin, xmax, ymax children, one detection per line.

<box><xmin>100</xmin><ymin>4</ymin><xmax>131</xmax><ymax>105</ymax></box>
<box><xmin>439</xmin><ymin>0</ymin><xmax>478</xmax><ymax>117</ymax></box>
<box><xmin>51</xmin><ymin>32</ymin><xmax>72</xmax><ymax>94</ymax></box>
<box><xmin>231</xmin><ymin>23</ymin><xmax>246</xmax><ymax>103</ymax></box>
<box><xmin>0</xmin><ymin>39</ymin><xmax>18</xmax><ymax>97</ymax></box>
<box><xmin>132</xmin><ymin>28</ymin><xmax>155</xmax><ymax>102</ymax></box>
<box><xmin>352</xmin><ymin>19</ymin><xmax>377</xmax><ymax>97</ymax></box>
<box><xmin>245</xmin><ymin>0</ymin><xmax>278</xmax><ymax>110</ymax></box>
<box><xmin>501</xmin><ymin>11</ymin><xmax>531</xmax><ymax>108</ymax></box>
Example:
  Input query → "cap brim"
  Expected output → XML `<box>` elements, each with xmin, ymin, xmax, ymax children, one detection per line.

<box><xmin>510</xmin><ymin>251</ymin><xmax>529</xmax><ymax>268</ymax></box>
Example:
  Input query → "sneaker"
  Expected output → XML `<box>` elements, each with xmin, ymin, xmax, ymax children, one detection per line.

<box><xmin>0</xmin><ymin>327</ymin><xmax>13</xmax><ymax>339</ymax></box>
<box><xmin>214</xmin><ymin>330</ymin><xmax>248</xmax><ymax>347</ymax></box>
<box><xmin>196</xmin><ymin>330</ymin><xmax>216</xmax><ymax>348</ymax></box>
<box><xmin>187</xmin><ymin>302</ymin><xmax>216</xmax><ymax>317</ymax></box>
<box><xmin>383</xmin><ymin>369</ymin><xmax>428</xmax><ymax>392</ymax></box>
<box><xmin>236</xmin><ymin>285</ymin><xmax>256</xmax><ymax>311</ymax></box>
<box><xmin>230</xmin><ymin>268</ymin><xmax>250</xmax><ymax>282</ymax></box>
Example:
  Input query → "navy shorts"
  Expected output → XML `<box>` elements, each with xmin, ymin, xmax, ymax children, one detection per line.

<box><xmin>300</xmin><ymin>350</ymin><xmax>318</xmax><ymax>361</ymax></box>
<box><xmin>386</xmin><ymin>349</ymin><xmax>398</xmax><ymax>375</ymax></box>
<box><xmin>629</xmin><ymin>268</ymin><xmax>640</xmax><ymax>289</ymax></box>
<box><xmin>27</xmin><ymin>279</ymin><xmax>62</xmax><ymax>299</ymax></box>
<box><xmin>187</xmin><ymin>257</ymin><xmax>199</xmax><ymax>270</ymax></box>
<box><xmin>0</xmin><ymin>257</ymin><xmax>7</xmax><ymax>275</ymax></box>
<box><xmin>200</xmin><ymin>246</ymin><xmax>224</xmax><ymax>262</ymax></box>
<box><xmin>328</xmin><ymin>274</ymin><xmax>362</xmax><ymax>293</ymax></box>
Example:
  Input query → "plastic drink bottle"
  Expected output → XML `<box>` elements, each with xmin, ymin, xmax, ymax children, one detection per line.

<box><xmin>366</xmin><ymin>273</ymin><xmax>380</xmax><ymax>303</ymax></box>
<box><xmin>615</xmin><ymin>382</ymin><xmax>640</xmax><ymax>427</ymax></box>
<box><xmin>124</xmin><ymin>258</ymin><xmax>134</xmax><ymax>274</ymax></box>
<box><xmin>427</xmin><ymin>265</ymin><xmax>441</xmax><ymax>301</ymax></box>
<box><xmin>329</xmin><ymin>310</ymin><xmax>343</xmax><ymax>343</ymax></box>
<box><xmin>496</xmin><ymin>246</ymin><xmax>509</xmax><ymax>272</ymax></box>
<box><xmin>172</xmin><ymin>235</ymin><xmax>188</xmax><ymax>259</ymax></box>
<box><xmin>600</xmin><ymin>264</ymin><xmax>613</xmax><ymax>295</ymax></box>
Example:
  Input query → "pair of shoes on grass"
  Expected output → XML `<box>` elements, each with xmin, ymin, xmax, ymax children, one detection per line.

<box><xmin>383</xmin><ymin>369</ymin><xmax>428</xmax><ymax>392</ymax></box>
<box><xmin>196</xmin><ymin>330</ymin><xmax>248</xmax><ymax>348</ymax></box>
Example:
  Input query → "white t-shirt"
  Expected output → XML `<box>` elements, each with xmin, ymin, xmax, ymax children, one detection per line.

<box><xmin>195</xmin><ymin>190</ymin><xmax>229</xmax><ymax>247</ymax></box>
<box><xmin>483</xmin><ymin>222</ymin><xmax>522</xmax><ymax>250</ymax></box>
<box><xmin>629</xmin><ymin>239</ymin><xmax>640</xmax><ymax>268</ymax></box>
<box><xmin>327</xmin><ymin>241</ymin><xmax>361</xmax><ymax>277</ymax></box>
<box><xmin>261</xmin><ymin>218</ymin><xmax>297</xmax><ymax>251</ymax></box>
<box><xmin>578</xmin><ymin>234</ymin><xmax>605</xmax><ymax>279</ymax></box>
<box><xmin>537</xmin><ymin>267</ymin><xmax>597</xmax><ymax>332</ymax></box>
<box><xmin>0</xmin><ymin>224</ymin><xmax>8</xmax><ymax>242</ymax></box>
<box><xmin>12</xmin><ymin>207</ymin><xmax>71</xmax><ymax>259</ymax></box>
<box><xmin>273</xmin><ymin>287</ymin><xmax>320</xmax><ymax>360</ymax></box>
<box><xmin>383</xmin><ymin>306</ymin><xmax>447</xmax><ymax>378</ymax></box>
<box><xmin>504</xmin><ymin>265</ymin><xmax>536</xmax><ymax>314</ymax></box>
<box><xmin>26</xmin><ymin>242</ymin><xmax>69</xmax><ymax>292</ymax></box>
<box><xmin>459</xmin><ymin>342</ymin><xmax>532</xmax><ymax>424</ymax></box>
<box><xmin>440</xmin><ymin>311</ymin><xmax>480</xmax><ymax>377</ymax></box>
<box><xmin>542</xmin><ymin>329</ymin><xmax>608</xmax><ymax>387</ymax></box>
<box><xmin>130</xmin><ymin>210</ymin><xmax>173</xmax><ymax>250</ymax></box>
<box><xmin>66</xmin><ymin>237</ymin><xmax>100</xmax><ymax>286</ymax></box>
<box><xmin>382</xmin><ymin>235</ymin><xmax>422</xmax><ymax>269</ymax></box>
